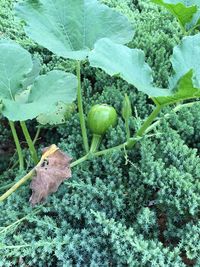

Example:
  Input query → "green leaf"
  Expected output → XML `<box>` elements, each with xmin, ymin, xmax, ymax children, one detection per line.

<box><xmin>0</xmin><ymin>100</ymin><xmax>3</xmax><ymax>113</ymax></box>
<box><xmin>15</xmin><ymin>0</ymin><xmax>134</xmax><ymax>60</ymax></box>
<box><xmin>89</xmin><ymin>38</ymin><xmax>169</xmax><ymax>97</ymax></box>
<box><xmin>0</xmin><ymin>40</ymin><xmax>78</xmax><ymax>121</ymax></box>
<box><xmin>0</xmin><ymin>39</ymin><xmax>33</xmax><ymax>99</ymax></box>
<box><xmin>170</xmin><ymin>33</ymin><xmax>200</xmax><ymax>89</ymax></box>
<box><xmin>156</xmin><ymin>33</ymin><xmax>200</xmax><ymax>105</ymax></box>
<box><xmin>22</xmin><ymin>57</ymin><xmax>41</xmax><ymax>89</ymax></box>
<box><xmin>152</xmin><ymin>0</ymin><xmax>199</xmax><ymax>31</ymax></box>
<box><xmin>156</xmin><ymin>70</ymin><xmax>200</xmax><ymax>105</ymax></box>
<box><xmin>37</xmin><ymin>102</ymin><xmax>76</xmax><ymax>126</ymax></box>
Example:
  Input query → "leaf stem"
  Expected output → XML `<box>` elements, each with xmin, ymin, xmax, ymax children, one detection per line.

<box><xmin>33</xmin><ymin>127</ymin><xmax>41</xmax><ymax>145</ymax></box>
<box><xmin>145</xmin><ymin>102</ymin><xmax>197</xmax><ymax>134</ymax></box>
<box><xmin>125</xmin><ymin>118</ymin><xmax>130</xmax><ymax>140</ymax></box>
<box><xmin>76</xmin><ymin>61</ymin><xmax>89</xmax><ymax>153</ymax></box>
<box><xmin>9</xmin><ymin>121</ymin><xmax>24</xmax><ymax>171</ymax></box>
<box><xmin>20</xmin><ymin>121</ymin><xmax>38</xmax><ymax>164</ymax></box>
<box><xmin>127</xmin><ymin>104</ymin><xmax>162</xmax><ymax>148</ymax></box>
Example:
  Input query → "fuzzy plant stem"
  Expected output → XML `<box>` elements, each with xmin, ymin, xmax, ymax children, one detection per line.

<box><xmin>76</xmin><ymin>61</ymin><xmax>89</xmax><ymax>153</ymax></box>
<box><xmin>89</xmin><ymin>134</ymin><xmax>102</xmax><ymax>153</ymax></box>
<box><xmin>9</xmin><ymin>121</ymin><xmax>24</xmax><ymax>171</ymax></box>
<box><xmin>127</xmin><ymin>104</ymin><xmax>162</xmax><ymax>148</ymax></box>
<box><xmin>125</xmin><ymin>117</ymin><xmax>130</xmax><ymax>140</ymax></box>
<box><xmin>20</xmin><ymin>121</ymin><xmax>38</xmax><ymax>164</ymax></box>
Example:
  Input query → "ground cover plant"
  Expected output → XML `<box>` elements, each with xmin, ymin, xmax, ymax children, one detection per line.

<box><xmin>0</xmin><ymin>0</ymin><xmax>200</xmax><ymax>266</ymax></box>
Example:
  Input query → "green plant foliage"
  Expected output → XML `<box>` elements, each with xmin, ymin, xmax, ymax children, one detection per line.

<box><xmin>15</xmin><ymin>0</ymin><xmax>134</xmax><ymax>60</ymax></box>
<box><xmin>152</xmin><ymin>0</ymin><xmax>200</xmax><ymax>32</ymax></box>
<box><xmin>90</xmin><ymin>33</ymin><xmax>200</xmax><ymax>105</ymax></box>
<box><xmin>1</xmin><ymin>0</ymin><xmax>200</xmax><ymax>266</ymax></box>
<box><xmin>152</xmin><ymin>0</ymin><xmax>198</xmax><ymax>30</ymax></box>
<box><xmin>89</xmin><ymin>38</ymin><xmax>169</xmax><ymax>96</ymax></box>
<box><xmin>1</xmin><ymin>122</ymin><xmax>200</xmax><ymax>265</ymax></box>
<box><xmin>0</xmin><ymin>40</ymin><xmax>77</xmax><ymax>121</ymax></box>
<box><xmin>91</xmin><ymin>210</ymin><xmax>186</xmax><ymax>266</ymax></box>
<box><xmin>167</xmin><ymin>102</ymin><xmax>200</xmax><ymax>151</ymax></box>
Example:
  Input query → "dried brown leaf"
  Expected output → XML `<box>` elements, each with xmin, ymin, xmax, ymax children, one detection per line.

<box><xmin>30</xmin><ymin>146</ymin><xmax>72</xmax><ymax>206</ymax></box>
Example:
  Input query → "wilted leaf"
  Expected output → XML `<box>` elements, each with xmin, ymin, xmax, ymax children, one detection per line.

<box><xmin>15</xmin><ymin>0</ymin><xmax>134</xmax><ymax>60</ymax></box>
<box><xmin>30</xmin><ymin>146</ymin><xmax>72</xmax><ymax>206</ymax></box>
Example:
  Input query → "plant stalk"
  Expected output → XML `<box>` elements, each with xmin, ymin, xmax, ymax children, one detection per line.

<box><xmin>76</xmin><ymin>61</ymin><xmax>89</xmax><ymax>153</ymax></box>
<box><xmin>9</xmin><ymin>121</ymin><xmax>24</xmax><ymax>171</ymax></box>
<box><xmin>127</xmin><ymin>104</ymin><xmax>162</xmax><ymax>148</ymax></box>
<box><xmin>125</xmin><ymin>118</ymin><xmax>130</xmax><ymax>140</ymax></box>
<box><xmin>20</xmin><ymin>121</ymin><xmax>38</xmax><ymax>164</ymax></box>
<box><xmin>89</xmin><ymin>134</ymin><xmax>102</xmax><ymax>153</ymax></box>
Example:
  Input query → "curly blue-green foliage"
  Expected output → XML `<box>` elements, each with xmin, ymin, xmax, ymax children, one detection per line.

<box><xmin>167</xmin><ymin>102</ymin><xmax>200</xmax><ymax>150</ymax></box>
<box><xmin>136</xmin><ymin>123</ymin><xmax>200</xmax><ymax>217</ymax></box>
<box><xmin>172</xmin><ymin>221</ymin><xmax>200</xmax><ymax>261</ymax></box>
<box><xmin>91</xmin><ymin>210</ymin><xmax>186</xmax><ymax>267</ymax></box>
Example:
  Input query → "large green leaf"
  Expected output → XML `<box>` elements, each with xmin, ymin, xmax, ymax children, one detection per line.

<box><xmin>0</xmin><ymin>40</ymin><xmax>77</xmax><ymax>121</ymax></box>
<box><xmin>152</xmin><ymin>0</ymin><xmax>199</xmax><ymax>31</ymax></box>
<box><xmin>15</xmin><ymin>0</ymin><xmax>134</xmax><ymax>60</ymax></box>
<box><xmin>89</xmin><ymin>38</ymin><xmax>169</xmax><ymax>97</ymax></box>
<box><xmin>89</xmin><ymin>35</ymin><xmax>200</xmax><ymax>105</ymax></box>
<box><xmin>156</xmin><ymin>33</ymin><xmax>200</xmax><ymax>105</ymax></box>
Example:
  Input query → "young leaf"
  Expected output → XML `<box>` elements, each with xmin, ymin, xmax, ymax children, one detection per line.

<box><xmin>0</xmin><ymin>40</ymin><xmax>78</xmax><ymax>121</ymax></box>
<box><xmin>122</xmin><ymin>94</ymin><xmax>132</xmax><ymax>121</ymax></box>
<box><xmin>152</xmin><ymin>0</ymin><xmax>199</xmax><ymax>31</ymax></box>
<box><xmin>89</xmin><ymin>38</ymin><xmax>169</xmax><ymax>97</ymax></box>
<box><xmin>30</xmin><ymin>146</ymin><xmax>72</xmax><ymax>206</ymax></box>
<box><xmin>15</xmin><ymin>0</ymin><xmax>134</xmax><ymax>60</ymax></box>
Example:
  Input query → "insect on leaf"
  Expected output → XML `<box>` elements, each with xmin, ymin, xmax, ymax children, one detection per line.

<box><xmin>30</xmin><ymin>146</ymin><xmax>72</xmax><ymax>206</ymax></box>
<box><xmin>15</xmin><ymin>0</ymin><xmax>134</xmax><ymax>60</ymax></box>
